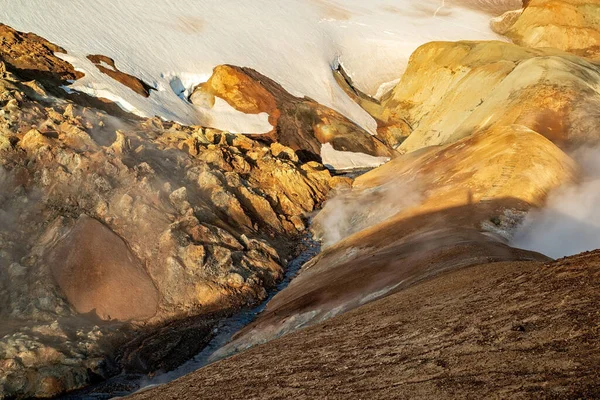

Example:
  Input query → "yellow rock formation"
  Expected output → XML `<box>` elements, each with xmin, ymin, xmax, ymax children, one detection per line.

<box><xmin>376</xmin><ymin>41</ymin><xmax>600</xmax><ymax>153</ymax></box>
<box><xmin>503</xmin><ymin>0</ymin><xmax>600</xmax><ymax>59</ymax></box>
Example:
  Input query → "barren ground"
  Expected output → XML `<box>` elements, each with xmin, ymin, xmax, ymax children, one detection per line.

<box><xmin>130</xmin><ymin>251</ymin><xmax>600</xmax><ymax>399</ymax></box>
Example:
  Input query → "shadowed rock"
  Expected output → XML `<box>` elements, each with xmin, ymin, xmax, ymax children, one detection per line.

<box><xmin>0</xmin><ymin>23</ymin><xmax>82</xmax><ymax>84</ymax></box>
<box><xmin>87</xmin><ymin>54</ymin><xmax>155</xmax><ymax>98</ymax></box>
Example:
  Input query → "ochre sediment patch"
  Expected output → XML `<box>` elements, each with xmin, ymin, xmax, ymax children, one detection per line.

<box><xmin>48</xmin><ymin>215</ymin><xmax>159</xmax><ymax>321</ymax></box>
<box><xmin>374</xmin><ymin>41</ymin><xmax>600</xmax><ymax>153</ymax></box>
<box><xmin>502</xmin><ymin>0</ymin><xmax>600</xmax><ymax>60</ymax></box>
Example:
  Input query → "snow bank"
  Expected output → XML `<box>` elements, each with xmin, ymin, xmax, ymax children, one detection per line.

<box><xmin>321</xmin><ymin>143</ymin><xmax>390</xmax><ymax>171</ymax></box>
<box><xmin>0</xmin><ymin>0</ymin><xmax>519</xmax><ymax>133</ymax></box>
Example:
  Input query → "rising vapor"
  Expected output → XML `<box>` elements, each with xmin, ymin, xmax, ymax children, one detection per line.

<box><xmin>512</xmin><ymin>147</ymin><xmax>600</xmax><ymax>259</ymax></box>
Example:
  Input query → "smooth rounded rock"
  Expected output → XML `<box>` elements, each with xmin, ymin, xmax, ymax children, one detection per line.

<box><xmin>48</xmin><ymin>215</ymin><xmax>158</xmax><ymax>321</ymax></box>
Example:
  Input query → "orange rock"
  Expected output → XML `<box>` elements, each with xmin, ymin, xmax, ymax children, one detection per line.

<box><xmin>502</xmin><ymin>0</ymin><xmax>600</xmax><ymax>59</ymax></box>
<box><xmin>192</xmin><ymin>65</ymin><xmax>394</xmax><ymax>162</ymax></box>
<box><xmin>0</xmin><ymin>23</ymin><xmax>82</xmax><ymax>83</ymax></box>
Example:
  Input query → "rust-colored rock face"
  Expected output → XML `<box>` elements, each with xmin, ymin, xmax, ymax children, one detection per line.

<box><xmin>192</xmin><ymin>65</ymin><xmax>394</xmax><ymax>162</ymax></box>
<box><xmin>48</xmin><ymin>215</ymin><xmax>159</xmax><ymax>321</ymax></box>
<box><xmin>501</xmin><ymin>0</ymin><xmax>600</xmax><ymax>59</ymax></box>
<box><xmin>0</xmin><ymin>23</ymin><xmax>82</xmax><ymax>83</ymax></box>
<box><xmin>87</xmin><ymin>54</ymin><xmax>154</xmax><ymax>97</ymax></box>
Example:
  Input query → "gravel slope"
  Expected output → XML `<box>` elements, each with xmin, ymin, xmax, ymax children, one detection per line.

<box><xmin>129</xmin><ymin>250</ymin><xmax>600</xmax><ymax>399</ymax></box>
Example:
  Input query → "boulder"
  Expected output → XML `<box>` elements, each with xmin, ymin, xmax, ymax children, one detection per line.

<box><xmin>47</xmin><ymin>215</ymin><xmax>159</xmax><ymax>321</ymax></box>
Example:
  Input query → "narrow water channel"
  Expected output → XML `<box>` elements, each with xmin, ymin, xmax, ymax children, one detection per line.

<box><xmin>63</xmin><ymin>238</ymin><xmax>321</xmax><ymax>400</ymax></box>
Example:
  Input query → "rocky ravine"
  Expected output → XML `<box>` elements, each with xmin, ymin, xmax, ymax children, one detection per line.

<box><xmin>180</xmin><ymin>0</ymin><xmax>600</xmax><ymax>390</ymax></box>
<box><xmin>0</xmin><ymin>25</ymin><xmax>354</xmax><ymax>399</ymax></box>
<box><xmin>2</xmin><ymin>1</ymin><xmax>600</xmax><ymax>398</ymax></box>
<box><xmin>213</xmin><ymin>39</ymin><xmax>598</xmax><ymax>359</ymax></box>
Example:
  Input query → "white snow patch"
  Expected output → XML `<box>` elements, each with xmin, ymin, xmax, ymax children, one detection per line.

<box><xmin>321</xmin><ymin>142</ymin><xmax>390</xmax><ymax>171</ymax></box>
<box><xmin>0</xmin><ymin>0</ymin><xmax>518</xmax><ymax>134</ymax></box>
<box><xmin>375</xmin><ymin>78</ymin><xmax>401</xmax><ymax>100</ymax></box>
<box><xmin>207</xmin><ymin>98</ymin><xmax>272</xmax><ymax>134</ymax></box>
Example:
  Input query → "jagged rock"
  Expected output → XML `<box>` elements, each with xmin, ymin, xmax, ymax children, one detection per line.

<box><xmin>0</xmin><ymin>24</ymin><xmax>82</xmax><ymax>83</ymax></box>
<box><xmin>20</xmin><ymin>128</ymin><xmax>52</xmax><ymax>150</ymax></box>
<box><xmin>190</xmin><ymin>65</ymin><xmax>394</xmax><ymax>163</ymax></box>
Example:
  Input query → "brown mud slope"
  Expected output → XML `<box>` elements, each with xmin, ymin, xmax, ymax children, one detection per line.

<box><xmin>131</xmin><ymin>251</ymin><xmax>600</xmax><ymax>400</ymax></box>
<box><xmin>191</xmin><ymin>65</ymin><xmax>394</xmax><ymax>162</ymax></box>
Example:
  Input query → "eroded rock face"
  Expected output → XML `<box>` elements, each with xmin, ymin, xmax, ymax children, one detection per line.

<box><xmin>0</xmin><ymin>23</ymin><xmax>83</xmax><ymax>83</ymax></box>
<box><xmin>501</xmin><ymin>0</ymin><xmax>600</xmax><ymax>60</ymax></box>
<box><xmin>48</xmin><ymin>215</ymin><xmax>159</xmax><ymax>321</ymax></box>
<box><xmin>191</xmin><ymin>65</ymin><xmax>394</xmax><ymax>163</ymax></box>
<box><xmin>0</xmin><ymin>58</ymin><xmax>343</xmax><ymax>398</ymax></box>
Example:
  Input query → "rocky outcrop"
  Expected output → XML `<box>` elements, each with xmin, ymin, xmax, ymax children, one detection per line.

<box><xmin>0</xmin><ymin>60</ymin><xmax>344</xmax><ymax>397</ymax></box>
<box><xmin>0</xmin><ymin>24</ymin><xmax>83</xmax><ymax>84</ymax></box>
<box><xmin>87</xmin><ymin>54</ymin><xmax>155</xmax><ymax>97</ymax></box>
<box><xmin>500</xmin><ymin>0</ymin><xmax>600</xmax><ymax>60</ymax></box>
<box><xmin>191</xmin><ymin>65</ymin><xmax>394</xmax><ymax>164</ymax></box>
<box><xmin>375</xmin><ymin>41</ymin><xmax>600</xmax><ymax>153</ymax></box>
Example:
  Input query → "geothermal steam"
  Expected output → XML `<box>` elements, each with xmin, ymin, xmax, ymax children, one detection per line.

<box><xmin>313</xmin><ymin>179</ymin><xmax>422</xmax><ymax>248</ymax></box>
<box><xmin>512</xmin><ymin>147</ymin><xmax>600</xmax><ymax>259</ymax></box>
